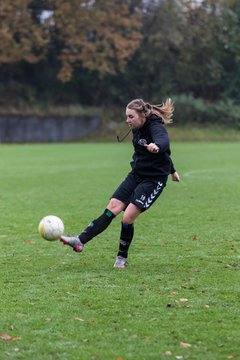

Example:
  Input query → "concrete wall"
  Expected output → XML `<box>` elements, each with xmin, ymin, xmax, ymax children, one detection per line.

<box><xmin>0</xmin><ymin>115</ymin><xmax>100</xmax><ymax>143</ymax></box>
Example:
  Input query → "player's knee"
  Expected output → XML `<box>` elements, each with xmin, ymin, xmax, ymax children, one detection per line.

<box><xmin>107</xmin><ymin>198</ymin><xmax>125</xmax><ymax>216</ymax></box>
<box><xmin>122</xmin><ymin>213</ymin><xmax>134</xmax><ymax>224</ymax></box>
<box><xmin>122</xmin><ymin>204</ymin><xmax>142</xmax><ymax>224</ymax></box>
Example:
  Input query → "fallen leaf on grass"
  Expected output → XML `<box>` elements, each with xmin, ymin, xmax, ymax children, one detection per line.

<box><xmin>180</xmin><ymin>341</ymin><xmax>191</xmax><ymax>348</ymax></box>
<box><xmin>24</xmin><ymin>240</ymin><xmax>35</xmax><ymax>244</ymax></box>
<box><xmin>192</xmin><ymin>236</ymin><xmax>199</xmax><ymax>240</ymax></box>
<box><xmin>0</xmin><ymin>333</ymin><xmax>12</xmax><ymax>340</ymax></box>
<box><xmin>164</xmin><ymin>350</ymin><xmax>172</xmax><ymax>356</ymax></box>
<box><xmin>74</xmin><ymin>317</ymin><xmax>84</xmax><ymax>322</ymax></box>
<box><xmin>170</xmin><ymin>291</ymin><xmax>178</xmax><ymax>296</ymax></box>
<box><xmin>145</xmin><ymin>336</ymin><xmax>151</xmax><ymax>341</ymax></box>
<box><xmin>0</xmin><ymin>333</ymin><xmax>21</xmax><ymax>341</ymax></box>
<box><xmin>179</xmin><ymin>298</ymin><xmax>189</xmax><ymax>302</ymax></box>
<box><xmin>227</xmin><ymin>356</ymin><xmax>237</xmax><ymax>359</ymax></box>
<box><xmin>82</xmin><ymin>338</ymin><xmax>89</xmax><ymax>343</ymax></box>
<box><xmin>9</xmin><ymin>325</ymin><xmax>14</xmax><ymax>331</ymax></box>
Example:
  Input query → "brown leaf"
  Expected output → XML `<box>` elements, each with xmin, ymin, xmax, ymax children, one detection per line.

<box><xmin>11</xmin><ymin>337</ymin><xmax>21</xmax><ymax>341</ymax></box>
<box><xmin>9</xmin><ymin>325</ymin><xmax>14</xmax><ymax>331</ymax></box>
<box><xmin>192</xmin><ymin>236</ymin><xmax>199</xmax><ymax>241</ymax></box>
<box><xmin>180</xmin><ymin>341</ymin><xmax>191</xmax><ymax>348</ymax></box>
<box><xmin>170</xmin><ymin>291</ymin><xmax>178</xmax><ymax>296</ymax></box>
<box><xmin>24</xmin><ymin>240</ymin><xmax>35</xmax><ymax>244</ymax></box>
<box><xmin>82</xmin><ymin>338</ymin><xmax>89</xmax><ymax>343</ymax></box>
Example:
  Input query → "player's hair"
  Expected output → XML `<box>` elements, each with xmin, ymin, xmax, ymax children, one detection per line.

<box><xmin>126</xmin><ymin>98</ymin><xmax>174</xmax><ymax>124</ymax></box>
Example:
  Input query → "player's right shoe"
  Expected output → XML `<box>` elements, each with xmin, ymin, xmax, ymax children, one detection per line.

<box><xmin>60</xmin><ymin>235</ymin><xmax>84</xmax><ymax>252</ymax></box>
<box><xmin>113</xmin><ymin>256</ymin><xmax>127</xmax><ymax>268</ymax></box>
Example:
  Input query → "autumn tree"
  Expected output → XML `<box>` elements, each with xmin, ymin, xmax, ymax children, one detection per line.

<box><xmin>0</xmin><ymin>0</ymin><xmax>50</xmax><ymax>63</ymax></box>
<box><xmin>47</xmin><ymin>0</ymin><xmax>143</xmax><ymax>81</ymax></box>
<box><xmin>0</xmin><ymin>0</ymin><xmax>143</xmax><ymax>82</ymax></box>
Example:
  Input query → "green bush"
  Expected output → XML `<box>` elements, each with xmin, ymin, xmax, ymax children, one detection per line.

<box><xmin>173</xmin><ymin>95</ymin><xmax>240</xmax><ymax>129</ymax></box>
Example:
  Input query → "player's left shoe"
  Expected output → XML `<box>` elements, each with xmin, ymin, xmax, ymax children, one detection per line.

<box><xmin>60</xmin><ymin>235</ymin><xmax>84</xmax><ymax>252</ymax></box>
<box><xmin>113</xmin><ymin>256</ymin><xmax>127</xmax><ymax>268</ymax></box>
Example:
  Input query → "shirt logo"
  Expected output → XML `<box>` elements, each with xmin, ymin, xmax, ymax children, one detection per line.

<box><xmin>138</xmin><ymin>138</ymin><xmax>147</xmax><ymax>146</ymax></box>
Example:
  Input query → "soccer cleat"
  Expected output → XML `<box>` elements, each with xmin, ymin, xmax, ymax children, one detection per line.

<box><xmin>113</xmin><ymin>256</ymin><xmax>127</xmax><ymax>268</ymax></box>
<box><xmin>59</xmin><ymin>235</ymin><xmax>84</xmax><ymax>252</ymax></box>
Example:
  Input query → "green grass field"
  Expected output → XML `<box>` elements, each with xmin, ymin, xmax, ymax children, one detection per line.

<box><xmin>0</xmin><ymin>142</ymin><xmax>239</xmax><ymax>360</ymax></box>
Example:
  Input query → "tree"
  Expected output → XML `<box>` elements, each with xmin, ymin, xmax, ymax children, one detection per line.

<box><xmin>108</xmin><ymin>0</ymin><xmax>186</xmax><ymax>102</ymax></box>
<box><xmin>48</xmin><ymin>0</ymin><xmax>143</xmax><ymax>81</ymax></box>
<box><xmin>0</xmin><ymin>0</ymin><xmax>50</xmax><ymax>63</ymax></box>
<box><xmin>0</xmin><ymin>0</ymin><xmax>143</xmax><ymax>82</ymax></box>
<box><xmin>117</xmin><ymin>0</ymin><xmax>240</xmax><ymax>102</ymax></box>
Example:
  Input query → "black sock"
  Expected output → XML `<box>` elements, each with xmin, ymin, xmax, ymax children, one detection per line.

<box><xmin>117</xmin><ymin>222</ymin><xmax>134</xmax><ymax>259</ymax></box>
<box><xmin>79</xmin><ymin>209</ymin><xmax>115</xmax><ymax>244</ymax></box>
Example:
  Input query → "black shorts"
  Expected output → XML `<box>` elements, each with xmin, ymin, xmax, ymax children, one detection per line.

<box><xmin>111</xmin><ymin>172</ymin><xmax>168</xmax><ymax>211</ymax></box>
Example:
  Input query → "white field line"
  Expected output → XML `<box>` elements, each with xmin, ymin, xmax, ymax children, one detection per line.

<box><xmin>183</xmin><ymin>168</ymin><xmax>240</xmax><ymax>178</ymax></box>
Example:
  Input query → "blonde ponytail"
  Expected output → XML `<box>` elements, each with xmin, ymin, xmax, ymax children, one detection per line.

<box><xmin>150</xmin><ymin>98</ymin><xmax>174</xmax><ymax>124</ymax></box>
<box><xmin>127</xmin><ymin>98</ymin><xmax>174</xmax><ymax>124</ymax></box>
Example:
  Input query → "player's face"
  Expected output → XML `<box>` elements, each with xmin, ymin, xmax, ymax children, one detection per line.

<box><xmin>126</xmin><ymin>108</ymin><xmax>146</xmax><ymax>129</ymax></box>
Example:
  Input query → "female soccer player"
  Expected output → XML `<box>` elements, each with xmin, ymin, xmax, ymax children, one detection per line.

<box><xmin>60</xmin><ymin>98</ymin><xmax>180</xmax><ymax>268</ymax></box>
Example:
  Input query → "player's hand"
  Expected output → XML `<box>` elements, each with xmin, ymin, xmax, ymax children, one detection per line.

<box><xmin>171</xmin><ymin>171</ymin><xmax>180</xmax><ymax>182</ymax></box>
<box><xmin>144</xmin><ymin>143</ymin><xmax>159</xmax><ymax>153</ymax></box>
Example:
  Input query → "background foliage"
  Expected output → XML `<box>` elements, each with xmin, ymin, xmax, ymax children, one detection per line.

<box><xmin>0</xmin><ymin>0</ymin><xmax>240</xmax><ymax>128</ymax></box>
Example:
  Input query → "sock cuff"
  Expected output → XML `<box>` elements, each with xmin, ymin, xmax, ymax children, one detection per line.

<box><xmin>121</xmin><ymin>222</ymin><xmax>134</xmax><ymax>229</ymax></box>
<box><xmin>105</xmin><ymin>208</ymin><xmax>115</xmax><ymax>219</ymax></box>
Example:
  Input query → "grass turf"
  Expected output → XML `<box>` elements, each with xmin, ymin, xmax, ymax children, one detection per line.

<box><xmin>0</xmin><ymin>142</ymin><xmax>239</xmax><ymax>360</ymax></box>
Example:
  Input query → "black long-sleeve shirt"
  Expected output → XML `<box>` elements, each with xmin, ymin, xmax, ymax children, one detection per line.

<box><xmin>130</xmin><ymin>114</ymin><xmax>176</xmax><ymax>178</ymax></box>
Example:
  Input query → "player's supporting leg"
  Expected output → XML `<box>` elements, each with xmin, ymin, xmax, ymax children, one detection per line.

<box><xmin>117</xmin><ymin>222</ymin><xmax>134</xmax><ymax>259</ymax></box>
<box><xmin>114</xmin><ymin>203</ymin><xmax>141</xmax><ymax>268</ymax></box>
<box><xmin>114</xmin><ymin>223</ymin><xmax>134</xmax><ymax>268</ymax></box>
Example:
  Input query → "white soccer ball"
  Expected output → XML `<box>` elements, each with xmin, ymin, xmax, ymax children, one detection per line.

<box><xmin>38</xmin><ymin>215</ymin><xmax>64</xmax><ymax>241</ymax></box>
